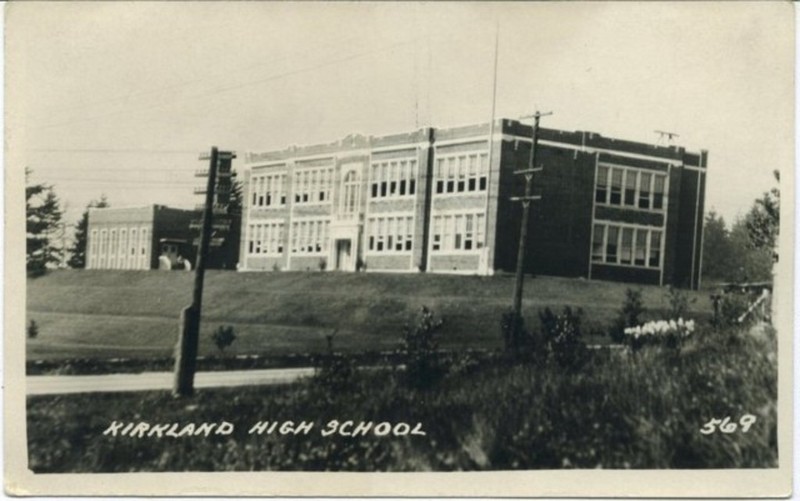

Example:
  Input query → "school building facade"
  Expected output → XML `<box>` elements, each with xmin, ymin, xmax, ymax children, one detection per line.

<box><xmin>86</xmin><ymin>205</ymin><xmax>195</xmax><ymax>270</ymax></box>
<box><xmin>240</xmin><ymin>118</ymin><xmax>707</xmax><ymax>288</ymax></box>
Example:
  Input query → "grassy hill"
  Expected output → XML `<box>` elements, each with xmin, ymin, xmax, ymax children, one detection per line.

<box><xmin>26</xmin><ymin>269</ymin><xmax>712</xmax><ymax>361</ymax></box>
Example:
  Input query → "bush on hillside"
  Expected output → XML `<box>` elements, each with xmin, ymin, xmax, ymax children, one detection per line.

<box><xmin>538</xmin><ymin>306</ymin><xmax>589</xmax><ymax>370</ymax></box>
<box><xmin>611</xmin><ymin>288</ymin><xmax>646</xmax><ymax>342</ymax></box>
<box><xmin>400</xmin><ymin>306</ymin><xmax>446</xmax><ymax>390</ymax></box>
<box><xmin>211</xmin><ymin>325</ymin><xmax>236</xmax><ymax>353</ymax></box>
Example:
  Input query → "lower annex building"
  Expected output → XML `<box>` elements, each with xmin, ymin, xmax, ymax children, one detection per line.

<box><xmin>241</xmin><ymin>118</ymin><xmax>707</xmax><ymax>289</ymax></box>
<box><xmin>86</xmin><ymin>205</ymin><xmax>195</xmax><ymax>270</ymax></box>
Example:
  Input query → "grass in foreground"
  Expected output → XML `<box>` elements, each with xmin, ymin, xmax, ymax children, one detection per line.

<box><xmin>27</xmin><ymin>323</ymin><xmax>776</xmax><ymax>472</ymax></box>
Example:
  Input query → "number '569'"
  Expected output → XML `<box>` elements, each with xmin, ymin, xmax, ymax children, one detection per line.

<box><xmin>700</xmin><ymin>414</ymin><xmax>757</xmax><ymax>435</ymax></box>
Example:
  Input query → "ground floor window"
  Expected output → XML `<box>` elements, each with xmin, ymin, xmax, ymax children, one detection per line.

<box><xmin>431</xmin><ymin>211</ymin><xmax>485</xmax><ymax>253</ymax></box>
<box><xmin>591</xmin><ymin>222</ymin><xmax>662</xmax><ymax>269</ymax></box>
<box><xmin>367</xmin><ymin>215</ymin><xmax>414</xmax><ymax>253</ymax></box>
<box><xmin>248</xmin><ymin>221</ymin><xmax>286</xmax><ymax>256</ymax></box>
<box><xmin>289</xmin><ymin>219</ymin><xmax>329</xmax><ymax>255</ymax></box>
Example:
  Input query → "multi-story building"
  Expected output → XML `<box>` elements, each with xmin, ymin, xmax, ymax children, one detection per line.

<box><xmin>86</xmin><ymin>205</ymin><xmax>195</xmax><ymax>270</ymax></box>
<box><xmin>241</xmin><ymin>118</ymin><xmax>707</xmax><ymax>288</ymax></box>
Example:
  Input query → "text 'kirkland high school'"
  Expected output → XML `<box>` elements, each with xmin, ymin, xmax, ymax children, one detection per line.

<box><xmin>240</xmin><ymin>118</ymin><xmax>706</xmax><ymax>288</ymax></box>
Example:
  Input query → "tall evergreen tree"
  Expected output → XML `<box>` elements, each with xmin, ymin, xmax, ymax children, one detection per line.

<box><xmin>745</xmin><ymin>170</ymin><xmax>780</xmax><ymax>262</ymax></box>
<box><xmin>67</xmin><ymin>195</ymin><xmax>109</xmax><ymax>268</ymax></box>
<box><xmin>26</xmin><ymin>168</ymin><xmax>63</xmax><ymax>274</ymax></box>
<box><xmin>701</xmin><ymin>210</ymin><xmax>732</xmax><ymax>282</ymax></box>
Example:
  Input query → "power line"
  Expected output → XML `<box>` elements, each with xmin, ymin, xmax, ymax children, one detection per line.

<box><xmin>25</xmin><ymin>148</ymin><xmax>200</xmax><ymax>154</ymax></box>
<box><xmin>42</xmin><ymin>34</ymin><xmax>366</xmax><ymax>117</ymax></box>
<box><xmin>26</xmin><ymin>39</ymin><xmax>415</xmax><ymax>131</ymax></box>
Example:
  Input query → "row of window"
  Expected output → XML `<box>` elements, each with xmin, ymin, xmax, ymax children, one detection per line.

<box><xmin>596</xmin><ymin>165</ymin><xmax>666</xmax><ymax>211</ymax></box>
<box><xmin>366</xmin><ymin>215</ymin><xmax>415</xmax><ymax>253</ymax></box>
<box><xmin>434</xmin><ymin>153</ymin><xmax>489</xmax><ymax>195</ymax></box>
<box><xmin>370</xmin><ymin>160</ymin><xmax>417</xmax><ymax>199</ymax></box>
<box><xmin>247</xmin><ymin>222</ymin><xmax>285</xmax><ymax>255</ymax></box>
<box><xmin>251</xmin><ymin>173</ymin><xmax>288</xmax><ymax>208</ymax></box>
<box><xmin>89</xmin><ymin>227</ymin><xmax>150</xmax><ymax>269</ymax></box>
<box><xmin>591</xmin><ymin>223</ymin><xmax>662</xmax><ymax>268</ymax></box>
<box><xmin>291</xmin><ymin>220</ymin><xmax>330</xmax><ymax>254</ymax></box>
<box><xmin>431</xmin><ymin>212</ymin><xmax>486</xmax><ymax>252</ymax></box>
<box><xmin>293</xmin><ymin>167</ymin><xmax>334</xmax><ymax>205</ymax></box>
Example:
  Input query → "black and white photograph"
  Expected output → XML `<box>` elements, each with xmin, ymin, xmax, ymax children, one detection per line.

<box><xmin>4</xmin><ymin>2</ymin><xmax>795</xmax><ymax>497</ymax></box>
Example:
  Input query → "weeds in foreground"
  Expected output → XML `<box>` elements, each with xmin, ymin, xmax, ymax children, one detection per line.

<box><xmin>27</xmin><ymin>321</ymin><xmax>776</xmax><ymax>472</ymax></box>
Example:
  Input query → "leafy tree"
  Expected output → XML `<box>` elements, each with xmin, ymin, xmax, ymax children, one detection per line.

<box><xmin>67</xmin><ymin>195</ymin><xmax>109</xmax><ymax>269</ymax></box>
<box><xmin>745</xmin><ymin>170</ymin><xmax>779</xmax><ymax>262</ymax></box>
<box><xmin>702</xmin><ymin>211</ymin><xmax>733</xmax><ymax>282</ymax></box>
<box><xmin>26</xmin><ymin>168</ymin><xmax>63</xmax><ymax>274</ymax></box>
<box><xmin>728</xmin><ymin>219</ymin><xmax>772</xmax><ymax>283</ymax></box>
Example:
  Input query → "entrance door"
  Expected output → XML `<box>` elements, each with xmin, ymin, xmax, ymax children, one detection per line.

<box><xmin>335</xmin><ymin>239</ymin><xmax>352</xmax><ymax>271</ymax></box>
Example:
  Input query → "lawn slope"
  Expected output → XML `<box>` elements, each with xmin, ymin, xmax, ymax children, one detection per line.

<box><xmin>26</xmin><ymin>270</ymin><xmax>711</xmax><ymax>360</ymax></box>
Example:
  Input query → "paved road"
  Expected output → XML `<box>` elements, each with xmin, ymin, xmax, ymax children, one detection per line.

<box><xmin>27</xmin><ymin>367</ymin><xmax>315</xmax><ymax>396</ymax></box>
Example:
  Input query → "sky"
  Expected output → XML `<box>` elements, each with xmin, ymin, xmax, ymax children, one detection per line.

<box><xmin>7</xmin><ymin>2</ymin><xmax>794</xmax><ymax>232</ymax></box>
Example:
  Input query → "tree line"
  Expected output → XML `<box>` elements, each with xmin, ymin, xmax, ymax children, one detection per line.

<box><xmin>702</xmin><ymin>170</ymin><xmax>779</xmax><ymax>284</ymax></box>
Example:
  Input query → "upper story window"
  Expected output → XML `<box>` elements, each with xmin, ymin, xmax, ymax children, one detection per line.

<box><xmin>370</xmin><ymin>159</ymin><xmax>417</xmax><ymax>199</ymax></box>
<box><xmin>340</xmin><ymin>169</ymin><xmax>361</xmax><ymax>218</ymax></box>
<box><xmin>292</xmin><ymin>167</ymin><xmax>333</xmax><ymax>206</ymax></box>
<box><xmin>595</xmin><ymin>165</ymin><xmax>667</xmax><ymax>212</ymax></box>
<box><xmin>251</xmin><ymin>172</ymin><xmax>288</xmax><ymax>208</ymax></box>
<box><xmin>434</xmin><ymin>152</ymin><xmax>488</xmax><ymax>195</ymax></box>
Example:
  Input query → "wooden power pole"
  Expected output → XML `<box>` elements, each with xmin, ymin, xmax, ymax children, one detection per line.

<box><xmin>510</xmin><ymin>111</ymin><xmax>551</xmax><ymax>325</ymax></box>
<box><xmin>173</xmin><ymin>146</ymin><xmax>235</xmax><ymax>397</ymax></box>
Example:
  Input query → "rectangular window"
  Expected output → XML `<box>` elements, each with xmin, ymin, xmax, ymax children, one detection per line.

<box><xmin>377</xmin><ymin>219</ymin><xmax>384</xmax><ymax>251</ymax></box>
<box><xmin>624</xmin><ymin>170</ymin><xmax>637</xmax><ymax>206</ymax></box>
<box><xmin>605</xmin><ymin>226</ymin><xmax>619</xmax><ymax>263</ymax></box>
<box><xmin>639</xmin><ymin>172</ymin><xmax>652</xmax><ymax>209</ymax></box>
<box><xmin>620</xmin><ymin>228</ymin><xmax>634</xmax><ymax>265</ymax></box>
<box><xmin>446</xmin><ymin>158</ymin><xmax>455</xmax><ymax>193</ymax></box>
<box><xmin>634</xmin><ymin>229</ymin><xmax>647</xmax><ymax>266</ymax></box>
<box><xmin>436</xmin><ymin>160</ymin><xmax>444</xmax><ymax>194</ymax></box>
<box><xmin>653</xmin><ymin>174</ymin><xmax>665</xmax><ymax>210</ymax></box>
<box><xmin>610</xmin><ymin>168</ymin><xmax>623</xmax><ymax>205</ymax></box>
<box><xmin>475</xmin><ymin>214</ymin><xmax>485</xmax><ymax>249</ymax></box>
<box><xmin>432</xmin><ymin>217</ymin><xmax>441</xmax><ymax>251</ymax></box>
<box><xmin>454</xmin><ymin>215</ymin><xmax>463</xmax><ymax>250</ymax></box>
<box><xmin>396</xmin><ymin>218</ymin><xmax>404</xmax><ymax>251</ymax></box>
<box><xmin>464</xmin><ymin>214</ymin><xmax>474</xmax><ymax>250</ymax></box>
<box><xmin>596</xmin><ymin>166</ymin><xmax>609</xmax><ymax>203</ymax></box>
<box><xmin>457</xmin><ymin>157</ymin><xmax>466</xmax><ymax>192</ymax></box>
<box><xmin>591</xmin><ymin>224</ymin><xmax>605</xmax><ymax>262</ymax></box>
<box><xmin>478</xmin><ymin>153</ymin><xmax>488</xmax><ymax>191</ymax></box>
<box><xmin>443</xmin><ymin>216</ymin><xmax>452</xmax><ymax>250</ymax></box>
<box><xmin>405</xmin><ymin>217</ymin><xmax>413</xmax><ymax>251</ymax></box>
<box><xmin>649</xmin><ymin>231</ymin><xmax>662</xmax><ymax>267</ymax></box>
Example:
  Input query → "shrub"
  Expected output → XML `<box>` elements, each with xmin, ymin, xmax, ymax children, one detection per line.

<box><xmin>400</xmin><ymin>306</ymin><xmax>446</xmax><ymax>389</ymax></box>
<box><xmin>719</xmin><ymin>292</ymin><xmax>754</xmax><ymax>327</ymax></box>
<box><xmin>538</xmin><ymin>306</ymin><xmax>589</xmax><ymax>370</ymax></box>
<box><xmin>356</xmin><ymin>258</ymin><xmax>366</xmax><ymax>272</ymax></box>
<box><xmin>271</xmin><ymin>263</ymin><xmax>281</xmax><ymax>272</ymax></box>
<box><xmin>27</xmin><ymin>319</ymin><xmax>39</xmax><ymax>339</ymax></box>
<box><xmin>500</xmin><ymin>310</ymin><xmax>535</xmax><ymax>360</ymax></box>
<box><xmin>210</xmin><ymin>325</ymin><xmax>236</xmax><ymax>353</ymax></box>
<box><xmin>611</xmin><ymin>288</ymin><xmax>646</xmax><ymax>342</ymax></box>
<box><xmin>665</xmin><ymin>286</ymin><xmax>696</xmax><ymax>318</ymax></box>
<box><xmin>313</xmin><ymin>330</ymin><xmax>355</xmax><ymax>393</ymax></box>
<box><xmin>318</xmin><ymin>258</ymin><xmax>327</xmax><ymax>271</ymax></box>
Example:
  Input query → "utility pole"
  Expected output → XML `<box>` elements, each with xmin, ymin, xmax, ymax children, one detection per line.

<box><xmin>173</xmin><ymin>146</ymin><xmax>234</xmax><ymax>397</ymax></box>
<box><xmin>510</xmin><ymin>111</ymin><xmax>551</xmax><ymax>325</ymax></box>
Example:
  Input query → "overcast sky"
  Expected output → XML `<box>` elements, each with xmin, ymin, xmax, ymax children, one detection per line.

<box><xmin>7</xmin><ymin>2</ymin><xmax>793</xmax><ymax>229</ymax></box>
